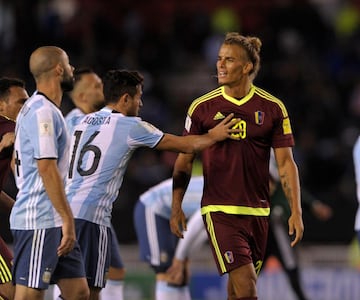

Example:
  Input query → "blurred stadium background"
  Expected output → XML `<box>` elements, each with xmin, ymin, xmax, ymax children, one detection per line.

<box><xmin>1</xmin><ymin>0</ymin><xmax>360</xmax><ymax>299</ymax></box>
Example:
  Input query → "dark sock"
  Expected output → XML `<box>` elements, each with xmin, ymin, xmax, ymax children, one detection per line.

<box><xmin>287</xmin><ymin>268</ymin><xmax>308</xmax><ymax>300</ymax></box>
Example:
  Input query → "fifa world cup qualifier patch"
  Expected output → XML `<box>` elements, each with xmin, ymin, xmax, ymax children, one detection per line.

<box><xmin>39</xmin><ymin>121</ymin><xmax>54</xmax><ymax>136</ymax></box>
<box><xmin>282</xmin><ymin>117</ymin><xmax>292</xmax><ymax>134</ymax></box>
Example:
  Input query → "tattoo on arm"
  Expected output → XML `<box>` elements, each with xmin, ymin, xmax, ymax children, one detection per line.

<box><xmin>280</xmin><ymin>172</ymin><xmax>293</xmax><ymax>209</ymax></box>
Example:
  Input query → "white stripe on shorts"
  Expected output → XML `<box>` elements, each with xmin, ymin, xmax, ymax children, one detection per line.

<box><xmin>95</xmin><ymin>225</ymin><xmax>108</xmax><ymax>287</ymax></box>
<box><xmin>29</xmin><ymin>229</ymin><xmax>45</xmax><ymax>288</ymax></box>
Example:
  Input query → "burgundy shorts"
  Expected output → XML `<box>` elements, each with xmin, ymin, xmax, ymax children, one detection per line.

<box><xmin>0</xmin><ymin>236</ymin><xmax>13</xmax><ymax>283</ymax></box>
<box><xmin>203</xmin><ymin>212</ymin><xmax>269</xmax><ymax>275</ymax></box>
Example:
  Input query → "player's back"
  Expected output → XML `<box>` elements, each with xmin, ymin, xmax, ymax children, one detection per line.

<box><xmin>139</xmin><ymin>176</ymin><xmax>204</xmax><ymax>219</ymax></box>
<box><xmin>65</xmin><ymin>107</ymin><xmax>84</xmax><ymax>134</ymax></box>
<box><xmin>66</xmin><ymin>107</ymin><xmax>163</xmax><ymax>226</ymax></box>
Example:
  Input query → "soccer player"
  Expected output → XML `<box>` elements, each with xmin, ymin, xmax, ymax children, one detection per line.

<box><xmin>134</xmin><ymin>176</ymin><xmax>205</xmax><ymax>300</ymax></box>
<box><xmin>65</xmin><ymin>69</ymin><xmax>240</xmax><ymax>300</ymax></box>
<box><xmin>0</xmin><ymin>77</ymin><xmax>28</xmax><ymax>300</ymax></box>
<box><xmin>11</xmin><ymin>46</ymin><xmax>89</xmax><ymax>300</ymax></box>
<box><xmin>170</xmin><ymin>32</ymin><xmax>304</xmax><ymax>300</ymax></box>
<box><xmin>53</xmin><ymin>68</ymin><xmax>125</xmax><ymax>300</ymax></box>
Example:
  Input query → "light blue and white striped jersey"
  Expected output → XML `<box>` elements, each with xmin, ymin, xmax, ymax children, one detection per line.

<box><xmin>353</xmin><ymin>136</ymin><xmax>360</xmax><ymax>231</ymax></box>
<box><xmin>65</xmin><ymin>106</ymin><xmax>164</xmax><ymax>227</ymax></box>
<box><xmin>65</xmin><ymin>107</ymin><xmax>84</xmax><ymax>134</ymax></box>
<box><xmin>139</xmin><ymin>176</ymin><xmax>204</xmax><ymax>219</ymax></box>
<box><xmin>10</xmin><ymin>91</ymin><xmax>70</xmax><ymax>230</ymax></box>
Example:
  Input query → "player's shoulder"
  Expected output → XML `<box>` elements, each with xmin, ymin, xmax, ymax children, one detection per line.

<box><xmin>65</xmin><ymin>108</ymin><xmax>83</xmax><ymax>120</ymax></box>
<box><xmin>188</xmin><ymin>87</ymin><xmax>223</xmax><ymax>116</ymax></box>
<box><xmin>136</xmin><ymin>119</ymin><xmax>162</xmax><ymax>134</ymax></box>
<box><xmin>29</xmin><ymin>92</ymin><xmax>51</xmax><ymax>105</ymax></box>
<box><xmin>253</xmin><ymin>86</ymin><xmax>285</xmax><ymax>106</ymax></box>
<box><xmin>27</xmin><ymin>93</ymin><xmax>59</xmax><ymax>114</ymax></box>
<box><xmin>19</xmin><ymin>94</ymin><xmax>52</xmax><ymax>122</ymax></box>
<box><xmin>253</xmin><ymin>85</ymin><xmax>289</xmax><ymax>115</ymax></box>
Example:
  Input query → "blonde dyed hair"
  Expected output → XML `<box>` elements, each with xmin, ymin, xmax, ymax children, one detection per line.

<box><xmin>223</xmin><ymin>32</ymin><xmax>262</xmax><ymax>78</ymax></box>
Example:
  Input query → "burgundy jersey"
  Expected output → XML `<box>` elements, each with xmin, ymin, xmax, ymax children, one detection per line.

<box><xmin>184</xmin><ymin>85</ymin><xmax>294</xmax><ymax>214</ymax></box>
<box><xmin>0</xmin><ymin>116</ymin><xmax>15</xmax><ymax>189</ymax></box>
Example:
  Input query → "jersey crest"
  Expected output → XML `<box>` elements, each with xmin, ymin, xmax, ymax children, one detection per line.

<box><xmin>254</xmin><ymin>111</ymin><xmax>264</xmax><ymax>125</ymax></box>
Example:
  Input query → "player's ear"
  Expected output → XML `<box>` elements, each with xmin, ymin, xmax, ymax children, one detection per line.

<box><xmin>79</xmin><ymin>91</ymin><xmax>86</xmax><ymax>103</ymax></box>
<box><xmin>56</xmin><ymin>63</ymin><xmax>63</xmax><ymax>74</ymax></box>
<box><xmin>118</xmin><ymin>93</ymin><xmax>128</xmax><ymax>105</ymax></box>
<box><xmin>123</xmin><ymin>94</ymin><xmax>129</xmax><ymax>103</ymax></box>
<box><xmin>244</xmin><ymin>62</ymin><xmax>253</xmax><ymax>74</ymax></box>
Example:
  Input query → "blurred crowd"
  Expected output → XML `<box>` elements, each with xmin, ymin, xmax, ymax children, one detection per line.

<box><xmin>1</xmin><ymin>0</ymin><xmax>360</xmax><ymax>243</ymax></box>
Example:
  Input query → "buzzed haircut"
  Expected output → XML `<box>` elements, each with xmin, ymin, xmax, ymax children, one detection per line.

<box><xmin>102</xmin><ymin>69</ymin><xmax>144</xmax><ymax>104</ymax></box>
<box><xmin>73</xmin><ymin>68</ymin><xmax>94</xmax><ymax>84</ymax></box>
<box><xmin>29</xmin><ymin>46</ymin><xmax>64</xmax><ymax>79</ymax></box>
<box><xmin>0</xmin><ymin>77</ymin><xmax>25</xmax><ymax>101</ymax></box>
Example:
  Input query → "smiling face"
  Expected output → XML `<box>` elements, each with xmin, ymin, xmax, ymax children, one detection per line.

<box><xmin>216</xmin><ymin>43</ymin><xmax>253</xmax><ymax>88</ymax></box>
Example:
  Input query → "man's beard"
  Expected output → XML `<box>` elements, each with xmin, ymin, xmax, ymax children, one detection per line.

<box><xmin>93</xmin><ymin>102</ymin><xmax>105</xmax><ymax>111</ymax></box>
<box><xmin>61</xmin><ymin>74</ymin><xmax>74</xmax><ymax>92</ymax></box>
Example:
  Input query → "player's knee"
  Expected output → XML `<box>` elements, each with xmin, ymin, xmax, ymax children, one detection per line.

<box><xmin>61</xmin><ymin>285</ymin><xmax>90</xmax><ymax>300</ymax></box>
<box><xmin>229</xmin><ymin>266</ymin><xmax>257</xmax><ymax>297</ymax></box>
<box><xmin>75</xmin><ymin>286</ymin><xmax>90</xmax><ymax>300</ymax></box>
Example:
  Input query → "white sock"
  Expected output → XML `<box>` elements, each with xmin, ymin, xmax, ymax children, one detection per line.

<box><xmin>155</xmin><ymin>280</ymin><xmax>191</xmax><ymax>300</ymax></box>
<box><xmin>52</xmin><ymin>284</ymin><xmax>61</xmax><ymax>299</ymax></box>
<box><xmin>100</xmin><ymin>279</ymin><xmax>124</xmax><ymax>300</ymax></box>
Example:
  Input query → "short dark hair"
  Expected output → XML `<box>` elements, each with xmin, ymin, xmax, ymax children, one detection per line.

<box><xmin>102</xmin><ymin>69</ymin><xmax>144</xmax><ymax>104</ymax></box>
<box><xmin>0</xmin><ymin>77</ymin><xmax>25</xmax><ymax>102</ymax></box>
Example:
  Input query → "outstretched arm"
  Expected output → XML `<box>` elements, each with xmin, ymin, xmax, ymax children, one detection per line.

<box><xmin>155</xmin><ymin>113</ymin><xmax>241</xmax><ymax>153</ymax></box>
